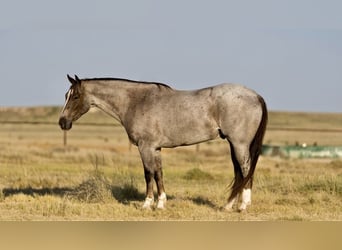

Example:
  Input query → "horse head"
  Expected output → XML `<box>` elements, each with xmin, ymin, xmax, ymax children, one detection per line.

<box><xmin>59</xmin><ymin>75</ymin><xmax>91</xmax><ymax>130</ymax></box>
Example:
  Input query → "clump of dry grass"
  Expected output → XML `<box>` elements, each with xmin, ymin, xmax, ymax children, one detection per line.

<box><xmin>66</xmin><ymin>169</ymin><xmax>113</xmax><ymax>203</ymax></box>
<box><xmin>65</xmin><ymin>163</ymin><xmax>144</xmax><ymax>205</ymax></box>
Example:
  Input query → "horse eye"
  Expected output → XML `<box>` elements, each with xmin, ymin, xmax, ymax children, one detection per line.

<box><xmin>73</xmin><ymin>95</ymin><xmax>79</xmax><ymax>100</ymax></box>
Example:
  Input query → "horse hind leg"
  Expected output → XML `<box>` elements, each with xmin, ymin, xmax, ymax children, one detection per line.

<box><xmin>225</xmin><ymin>142</ymin><xmax>253</xmax><ymax>212</ymax></box>
<box><xmin>237</xmin><ymin>147</ymin><xmax>253</xmax><ymax>212</ymax></box>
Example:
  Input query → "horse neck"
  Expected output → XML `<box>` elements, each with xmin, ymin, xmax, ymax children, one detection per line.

<box><xmin>85</xmin><ymin>81</ymin><xmax>132</xmax><ymax>123</ymax></box>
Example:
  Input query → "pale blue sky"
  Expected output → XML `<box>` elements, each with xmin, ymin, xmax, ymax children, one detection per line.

<box><xmin>1</xmin><ymin>0</ymin><xmax>341</xmax><ymax>112</ymax></box>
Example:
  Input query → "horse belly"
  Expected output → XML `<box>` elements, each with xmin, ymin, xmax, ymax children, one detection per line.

<box><xmin>158</xmin><ymin>111</ymin><xmax>218</xmax><ymax>148</ymax></box>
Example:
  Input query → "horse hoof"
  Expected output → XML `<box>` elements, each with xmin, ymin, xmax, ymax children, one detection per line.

<box><xmin>223</xmin><ymin>205</ymin><xmax>234</xmax><ymax>212</ymax></box>
<box><xmin>157</xmin><ymin>193</ymin><xmax>167</xmax><ymax>209</ymax></box>
<box><xmin>142</xmin><ymin>197</ymin><xmax>154</xmax><ymax>210</ymax></box>
<box><xmin>142</xmin><ymin>203</ymin><xmax>152</xmax><ymax>210</ymax></box>
<box><xmin>157</xmin><ymin>200</ymin><xmax>166</xmax><ymax>209</ymax></box>
<box><xmin>224</xmin><ymin>200</ymin><xmax>236</xmax><ymax>211</ymax></box>
<box><xmin>157</xmin><ymin>204</ymin><xmax>165</xmax><ymax>210</ymax></box>
<box><xmin>238</xmin><ymin>204</ymin><xmax>248</xmax><ymax>213</ymax></box>
<box><xmin>238</xmin><ymin>208</ymin><xmax>247</xmax><ymax>213</ymax></box>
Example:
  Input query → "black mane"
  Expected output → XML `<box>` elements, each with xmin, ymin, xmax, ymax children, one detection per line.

<box><xmin>81</xmin><ymin>77</ymin><xmax>172</xmax><ymax>89</ymax></box>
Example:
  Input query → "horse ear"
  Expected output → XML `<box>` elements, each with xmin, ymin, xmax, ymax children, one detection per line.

<box><xmin>67</xmin><ymin>74</ymin><xmax>77</xmax><ymax>85</ymax></box>
<box><xmin>74</xmin><ymin>75</ymin><xmax>81</xmax><ymax>84</ymax></box>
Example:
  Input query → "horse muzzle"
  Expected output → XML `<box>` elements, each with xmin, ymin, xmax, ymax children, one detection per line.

<box><xmin>59</xmin><ymin>117</ymin><xmax>73</xmax><ymax>130</ymax></box>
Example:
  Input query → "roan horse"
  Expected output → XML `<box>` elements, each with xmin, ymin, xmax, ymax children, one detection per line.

<box><xmin>59</xmin><ymin>75</ymin><xmax>267</xmax><ymax>212</ymax></box>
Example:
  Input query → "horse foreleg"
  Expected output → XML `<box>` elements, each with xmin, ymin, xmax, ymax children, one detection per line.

<box><xmin>139</xmin><ymin>146</ymin><xmax>167</xmax><ymax>210</ymax></box>
<box><xmin>154</xmin><ymin>168</ymin><xmax>167</xmax><ymax>209</ymax></box>
<box><xmin>142</xmin><ymin>168</ymin><xmax>155</xmax><ymax>209</ymax></box>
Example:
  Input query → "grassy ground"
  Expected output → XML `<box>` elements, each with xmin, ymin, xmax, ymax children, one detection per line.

<box><xmin>0</xmin><ymin>107</ymin><xmax>341</xmax><ymax>220</ymax></box>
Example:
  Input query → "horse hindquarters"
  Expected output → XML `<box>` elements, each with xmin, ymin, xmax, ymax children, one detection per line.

<box><xmin>223</xmin><ymin>95</ymin><xmax>268</xmax><ymax>211</ymax></box>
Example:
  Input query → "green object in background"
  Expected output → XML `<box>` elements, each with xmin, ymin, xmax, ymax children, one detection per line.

<box><xmin>262</xmin><ymin>145</ymin><xmax>342</xmax><ymax>158</ymax></box>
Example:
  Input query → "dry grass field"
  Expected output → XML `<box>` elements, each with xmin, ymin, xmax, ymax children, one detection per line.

<box><xmin>0</xmin><ymin>107</ymin><xmax>341</xmax><ymax>220</ymax></box>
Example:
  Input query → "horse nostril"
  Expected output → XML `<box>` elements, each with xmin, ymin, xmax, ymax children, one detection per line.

<box><xmin>59</xmin><ymin>117</ymin><xmax>72</xmax><ymax>130</ymax></box>
<box><xmin>59</xmin><ymin>117</ymin><xmax>66</xmax><ymax>127</ymax></box>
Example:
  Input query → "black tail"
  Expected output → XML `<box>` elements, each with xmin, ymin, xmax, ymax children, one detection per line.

<box><xmin>228</xmin><ymin>95</ymin><xmax>268</xmax><ymax>202</ymax></box>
